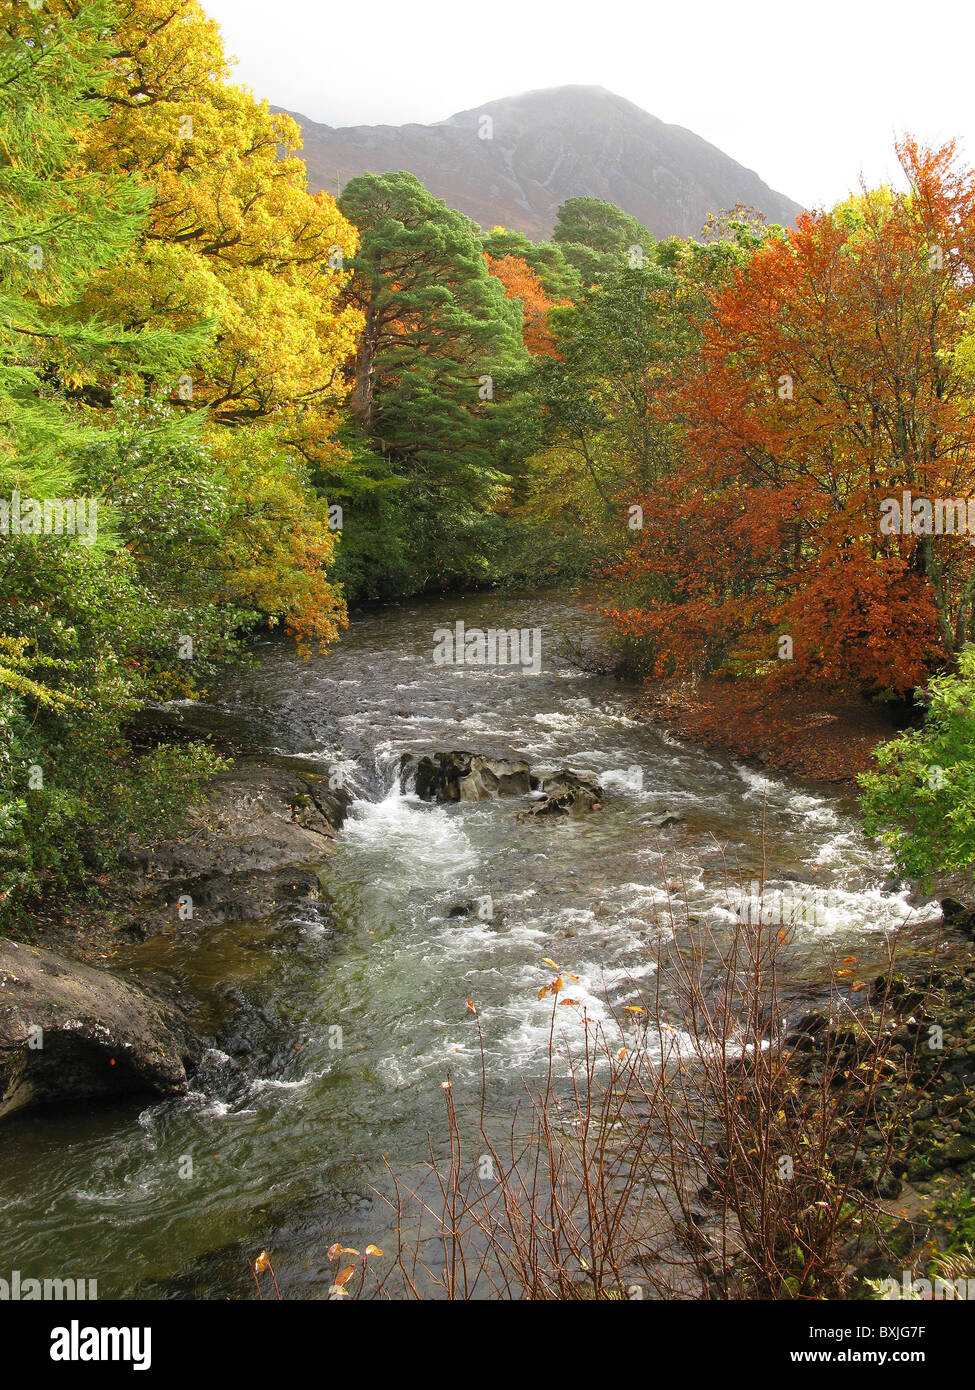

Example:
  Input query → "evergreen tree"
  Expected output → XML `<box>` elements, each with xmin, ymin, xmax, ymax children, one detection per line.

<box><xmin>335</xmin><ymin>172</ymin><xmax>532</xmax><ymax>594</ymax></box>
<box><xmin>552</xmin><ymin>196</ymin><xmax>655</xmax><ymax>283</ymax></box>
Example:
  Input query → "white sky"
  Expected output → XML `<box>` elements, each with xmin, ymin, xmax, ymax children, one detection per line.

<box><xmin>199</xmin><ymin>0</ymin><xmax>975</xmax><ymax>212</ymax></box>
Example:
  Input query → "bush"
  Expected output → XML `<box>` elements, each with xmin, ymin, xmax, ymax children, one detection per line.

<box><xmin>860</xmin><ymin>647</ymin><xmax>975</xmax><ymax>884</ymax></box>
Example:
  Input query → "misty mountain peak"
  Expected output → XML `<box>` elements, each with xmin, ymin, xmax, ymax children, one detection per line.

<box><xmin>284</xmin><ymin>85</ymin><xmax>802</xmax><ymax>239</ymax></box>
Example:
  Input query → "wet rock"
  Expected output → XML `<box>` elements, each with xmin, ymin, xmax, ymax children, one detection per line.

<box><xmin>646</xmin><ymin>810</ymin><xmax>683</xmax><ymax>830</ymax></box>
<box><xmin>519</xmin><ymin>771</ymin><xmax>604</xmax><ymax>820</ymax></box>
<box><xmin>940</xmin><ymin>897</ymin><xmax>975</xmax><ymax>940</ymax></box>
<box><xmin>412</xmin><ymin>752</ymin><xmax>534</xmax><ymax>802</ymax></box>
<box><xmin>445</xmin><ymin>900</ymin><xmax>504</xmax><ymax>927</ymax></box>
<box><xmin>123</xmin><ymin>762</ymin><xmax>347</xmax><ymax>934</ymax></box>
<box><xmin>0</xmin><ymin>938</ymin><xmax>189</xmax><ymax>1121</ymax></box>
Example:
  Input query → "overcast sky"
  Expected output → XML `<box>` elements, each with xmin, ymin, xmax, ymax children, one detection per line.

<box><xmin>199</xmin><ymin>0</ymin><xmax>974</xmax><ymax>212</ymax></box>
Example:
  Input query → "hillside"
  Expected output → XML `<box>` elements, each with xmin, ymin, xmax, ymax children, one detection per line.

<box><xmin>279</xmin><ymin>84</ymin><xmax>803</xmax><ymax>239</ymax></box>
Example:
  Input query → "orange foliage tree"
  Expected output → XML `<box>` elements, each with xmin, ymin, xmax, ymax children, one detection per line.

<box><xmin>485</xmin><ymin>252</ymin><xmax>560</xmax><ymax>356</ymax></box>
<box><xmin>610</xmin><ymin>141</ymin><xmax>975</xmax><ymax>694</ymax></box>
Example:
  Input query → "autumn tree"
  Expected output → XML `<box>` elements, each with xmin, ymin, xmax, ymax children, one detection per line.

<box><xmin>481</xmin><ymin>226</ymin><xmax>580</xmax><ymax>302</ymax></box>
<box><xmin>63</xmin><ymin>0</ymin><xmax>363</xmax><ymax>462</ymax></box>
<box><xmin>0</xmin><ymin>0</ymin><xmax>201</xmax><ymax>502</ymax></box>
<box><xmin>485</xmin><ymin>253</ymin><xmax>561</xmax><ymax>357</ymax></box>
<box><xmin>4</xmin><ymin>0</ymin><xmax>362</xmax><ymax>653</ymax></box>
<box><xmin>609</xmin><ymin>141</ymin><xmax>975</xmax><ymax>693</ymax></box>
<box><xmin>0</xmin><ymin>2</ymin><xmax>225</xmax><ymax>924</ymax></box>
<box><xmin>511</xmin><ymin>238</ymin><xmax>740</xmax><ymax>583</ymax></box>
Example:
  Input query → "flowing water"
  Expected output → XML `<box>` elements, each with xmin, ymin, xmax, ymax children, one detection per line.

<box><xmin>0</xmin><ymin>591</ymin><xmax>942</xmax><ymax>1297</ymax></box>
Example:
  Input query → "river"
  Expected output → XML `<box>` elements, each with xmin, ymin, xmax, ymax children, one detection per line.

<box><xmin>0</xmin><ymin>590</ymin><xmax>941</xmax><ymax>1297</ymax></box>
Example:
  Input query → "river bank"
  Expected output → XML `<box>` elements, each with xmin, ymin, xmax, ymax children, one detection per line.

<box><xmin>0</xmin><ymin>588</ymin><xmax>971</xmax><ymax>1298</ymax></box>
<box><xmin>640</xmin><ymin>675</ymin><xmax>911</xmax><ymax>787</ymax></box>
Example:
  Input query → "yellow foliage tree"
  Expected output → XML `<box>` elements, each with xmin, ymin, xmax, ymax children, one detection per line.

<box><xmin>67</xmin><ymin>0</ymin><xmax>363</xmax><ymax>460</ymax></box>
<box><xmin>4</xmin><ymin>0</ymin><xmax>365</xmax><ymax>651</ymax></box>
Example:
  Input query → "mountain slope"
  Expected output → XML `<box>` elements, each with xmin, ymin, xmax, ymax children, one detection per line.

<box><xmin>279</xmin><ymin>85</ymin><xmax>803</xmax><ymax>240</ymax></box>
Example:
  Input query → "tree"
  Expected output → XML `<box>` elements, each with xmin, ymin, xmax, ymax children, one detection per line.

<box><xmin>0</xmin><ymin>2</ymin><xmax>224</xmax><ymax>925</ymax></box>
<box><xmin>0</xmin><ymin>0</ymin><xmax>201</xmax><ymax>501</ymax></box>
<box><xmin>514</xmin><ymin>239</ymin><xmax>727</xmax><ymax>583</ymax></box>
<box><xmin>0</xmin><ymin>0</ymin><xmax>352</xmax><ymax>927</ymax></box>
<box><xmin>481</xmin><ymin>226</ymin><xmax>580</xmax><ymax>302</ymax></box>
<box><xmin>553</xmin><ymin>197</ymin><xmax>654</xmax><ymax>282</ymax></box>
<box><xmin>485</xmin><ymin>253</ymin><xmax>561</xmax><ymax>357</ymax></box>
<box><xmin>24</xmin><ymin>0</ymin><xmax>364</xmax><ymax>462</ymax></box>
<box><xmin>334</xmin><ymin>172</ymin><xmax>531</xmax><ymax>593</ymax></box>
<box><xmin>608</xmin><ymin>141</ymin><xmax>975</xmax><ymax>693</ymax></box>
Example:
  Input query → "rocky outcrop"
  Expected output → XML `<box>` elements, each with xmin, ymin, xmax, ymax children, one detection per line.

<box><xmin>408</xmin><ymin>752</ymin><xmax>605</xmax><ymax>819</ymax></box>
<box><xmin>410</xmin><ymin>752</ymin><xmax>535</xmax><ymax>802</ymax></box>
<box><xmin>940</xmin><ymin>897</ymin><xmax>975</xmax><ymax>941</ymax></box>
<box><xmin>122</xmin><ymin>762</ymin><xmax>349</xmax><ymax>936</ymax></box>
<box><xmin>0</xmin><ymin>938</ymin><xmax>190</xmax><ymax>1121</ymax></box>
<box><xmin>519</xmin><ymin>771</ymin><xmax>604</xmax><ymax>819</ymax></box>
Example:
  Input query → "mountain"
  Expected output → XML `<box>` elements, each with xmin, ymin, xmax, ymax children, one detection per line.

<box><xmin>277</xmin><ymin>85</ymin><xmax>803</xmax><ymax>241</ymax></box>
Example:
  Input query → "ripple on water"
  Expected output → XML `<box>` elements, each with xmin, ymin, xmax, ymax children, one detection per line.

<box><xmin>0</xmin><ymin>591</ymin><xmax>946</xmax><ymax>1296</ymax></box>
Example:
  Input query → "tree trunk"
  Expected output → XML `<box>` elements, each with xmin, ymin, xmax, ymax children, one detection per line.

<box><xmin>351</xmin><ymin>302</ymin><xmax>378</xmax><ymax>431</ymax></box>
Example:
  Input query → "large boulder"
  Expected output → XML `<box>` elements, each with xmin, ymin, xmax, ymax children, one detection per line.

<box><xmin>940</xmin><ymin>897</ymin><xmax>975</xmax><ymax>941</ymax></box>
<box><xmin>0</xmin><ymin>939</ymin><xmax>189</xmax><ymax>1121</ymax></box>
<box><xmin>120</xmin><ymin>761</ymin><xmax>349</xmax><ymax>933</ymax></box>
<box><xmin>519</xmin><ymin>771</ymin><xmax>604</xmax><ymax>819</ymax></box>
<box><xmin>411</xmin><ymin>752</ymin><xmax>534</xmax><ymax>802</ymax></box>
